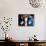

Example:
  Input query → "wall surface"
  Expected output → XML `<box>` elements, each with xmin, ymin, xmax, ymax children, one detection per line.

<box><xmin>0</xmin><ymin>0</ymin><xmax>46</xmax><ymax>40</ymax></box>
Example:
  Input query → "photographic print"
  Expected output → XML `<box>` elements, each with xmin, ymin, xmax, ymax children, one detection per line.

<box><xmin>18</xmin><ymin>14</ymin><xmax>34</xmax><ymax>26</ymax></box>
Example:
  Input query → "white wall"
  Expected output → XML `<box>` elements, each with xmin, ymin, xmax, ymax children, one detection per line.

<box><xmin>0</xmin><ymin>0</ymin><xmax>46</xmax><ymax>40</ymax></box>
